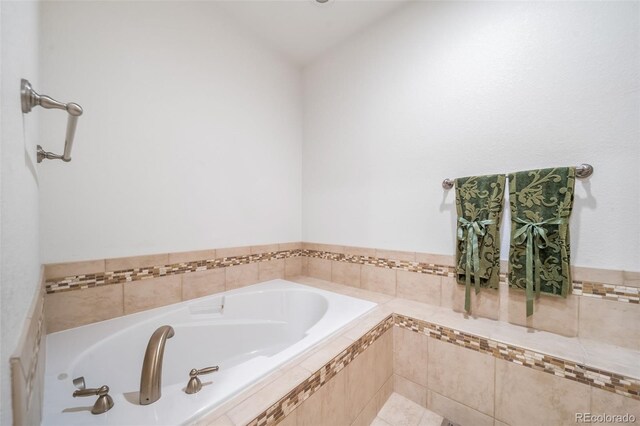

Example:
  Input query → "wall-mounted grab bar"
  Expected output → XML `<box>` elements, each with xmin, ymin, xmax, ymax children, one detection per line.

<box><xmin>21</xmin><ymin>79</ymin><xmax>83</xmax><ymax>163</ymax></box>
<box><xmin>441</xmin><ymin>163</ymin><xmax>594</xmax><ymax>189</ymax></box>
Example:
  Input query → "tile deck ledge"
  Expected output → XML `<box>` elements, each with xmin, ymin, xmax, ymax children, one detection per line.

<box><xmin>288</xmin><ymin>276</ymin><xmax>640</xmax><ymax>380</ymax></box>
<box><xmin>193</xmin><ymin>275</ymin><xmax>639</xmax><ymax>426</ymax></box>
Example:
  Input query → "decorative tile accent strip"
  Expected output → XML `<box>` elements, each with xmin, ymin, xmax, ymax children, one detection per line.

<box><xmin>303</xmin><ymin>249</ymin><xmax>635</xmax><ymax>304</ymax></box>
<box><xmin>394</xmin><ymin>314</ymin><xmax>640</xmax><ymax>400</ymax></box>
<box><xmin>246</xmin><ymin>315</ymin><xmax>394</xmax><ymax>426</ymax></box>
<box><xmin>572</xmin><ymin>281</ymin><xmax>639</xmax><ymax>304</ymax></box>
<box><xmin>10</xmin><ymin>290</ymin><xmax>46</xmax><ymax>422</ymax></box>
<box><xmin>45</xmin><ymin>250</ymin><xmax>302</xmax><ymax>294</ymax></box>
<box><xmin>25</xmin><ymin>301</ymin><xmax>45</xmax><ymax>411</ymax></box>
<box><xmin>46</xmin><ymin>247</ymin><xmax>637</xmax><ymax>304</ymax></box>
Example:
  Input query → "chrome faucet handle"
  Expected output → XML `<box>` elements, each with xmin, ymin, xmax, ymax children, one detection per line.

<box><xmin>72</xmin><ymin>385</ymin><xmax>114</xmax><ymax>415</ymax></box>
<box><xmin>185</xmin><ymin>366</ymin><xmax>219</xmax><ymax>394</ymax></box>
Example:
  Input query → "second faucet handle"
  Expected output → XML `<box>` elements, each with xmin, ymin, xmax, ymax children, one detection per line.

<box><xmin>73</xmin><ymin>385</ymin><xmax>114</xmax><ymax>414</ymax></box>
<box><xmin>186</xmin><ymin>366</ymin><xmax>219</xmax><ymax>394</ymax></box>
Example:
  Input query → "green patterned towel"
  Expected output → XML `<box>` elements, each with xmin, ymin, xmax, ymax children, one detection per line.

<box><xmin>508</xmin><ymin>167</ymin><xmax>575</xmax><ymax>317</ymax></box>
<box><xmin>455</xmin><ymin>174</ymin><xmax>506</xmax><ymax>313</ymax></box>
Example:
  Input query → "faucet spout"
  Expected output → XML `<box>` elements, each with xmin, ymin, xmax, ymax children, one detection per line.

<box><xmin>139</xmin><ymin>325</ymin><xmax>174</xmax><ymax>405</ymax></box>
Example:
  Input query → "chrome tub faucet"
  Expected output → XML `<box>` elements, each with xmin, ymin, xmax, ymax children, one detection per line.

<box><xmin>139</xmin><ymin>325</ymin><xmax>174</xmax><ymax>405</ymax></box>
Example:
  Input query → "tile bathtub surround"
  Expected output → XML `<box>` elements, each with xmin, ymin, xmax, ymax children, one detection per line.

<box><xmin>214</xmin><ymin>305</ymin><xmax>637</xmax><ymax>426</ymax></box>
<box><xmin>44</xmin><ymin>256</ymin><xmax>300</xmax><ymax>333</ymax></box>
<box><xmin>45</xmin><ymin>244</ymin><xmax>638</xmax><ymax>306</ymax></box>
<box><xmin>393</xmin><ymin>314</ymin><xmax>640</xmax><ymax>401</ymax></box>
<box><xmin>10</xmin><ymin>272</ymin><xmax>47</xmax><ymax>426</ymax></box>
<box><xmin>45</xmin><ymin>246</ymin><xmax>302</xmax><ymax>294</ymax></box>
<box><xmin>245</xmin><ymin>316</ymin><xmax>394</xmax><ymax>426</ymax></box>
<box><xmin>302</xmin><ymin>247</ymin><xmax>640</xmax><ymax>304</ymax></box>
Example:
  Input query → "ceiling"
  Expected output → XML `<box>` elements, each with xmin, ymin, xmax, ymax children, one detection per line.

<box><xmin>215</xmin><ymin>0</ymin><xmax>409</xmax><ymax>66</ymax></box>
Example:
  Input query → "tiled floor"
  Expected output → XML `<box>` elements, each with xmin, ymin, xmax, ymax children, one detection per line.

<box><xmin>371</xmin><ymin>393</ymin><xmax>445</xmax><ymax>426</ymax></box>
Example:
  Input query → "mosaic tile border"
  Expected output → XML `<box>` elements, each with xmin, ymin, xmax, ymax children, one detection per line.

<box><xmin>10</xmin><ymin>289</ymin><xmax>46</xmax><ymax>425</ymax></box>
<box><xmin>394</xmin><ymin>314</ymin><xmax>640</xmax><ymax>401</ymax></box>
<box><xmin>247</xmin><ymin>315</ymin><xmax>395</xmax><ymax>426</ymax></box>
<box><xmin>246</xmin><ymin>311</ymin><xmax>638</xmax><ymax>426</ymax></box>
<box><xmin>45</xmin><ymin>250</ymin><xmax>301</xmax><ymax>294</ymax></box>
<box><xmin>303</xmin><ymin>249</ymin><xmax>638</xmax><ymax>304</ymax></box>
<box><xmin>572</xmin><ymin>281</ymin><xmax>639</xmax><ymax>304</ymax></box>
<box><xmin>45</xmin><ymin>247</ymin><xmax>638</xmax><ymax>304</ymax></box>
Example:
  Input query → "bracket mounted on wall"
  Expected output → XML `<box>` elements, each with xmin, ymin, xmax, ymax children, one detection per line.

<box><xmin>21</xmin><ymin>79</ymin><xmax>84</xmax><ymax>163</ymax></box>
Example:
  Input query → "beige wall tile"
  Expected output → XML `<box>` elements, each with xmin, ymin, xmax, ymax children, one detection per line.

<box><xmin>590</xmin><ymin>387</ymin><xmax>640</xmax><ymax>425</ymax></box>
<box><xmin>124</xmin><ymin>276</ymin><xmax>181</xmax><ymax>314</ymax></box>
<box><xmin>297</xmin><ymin>369</ymin><xmax>348</xmax><ymax>426</ymax></box>
<box><xmin>258</xmin><ymin>259</ymin><xmax>285</xmax><ymax>281</ymax></box>
<box><xmin>346</xmin><ymin>333</ymin><xmax>380</xmax><ymax>422</ymax></box>
<box><xmin>168</xmin><ymin>249</ymin><xmax>216</xmax><ymax>264</ymax></box>
<box><xmin>396</xmin><ymin>271</ymin><xmax>441</xmax><ymax>306</ymax></box>
<box><xmin>361</xmin><ymin>265</ymin><xmax>396</xmax><ymax>296</ymax></box>
<box><xmin>344</xmin><ymin>246</ymin><xmax>377</xmax><ymax>258</ymax></box>
<box><xmin>415</xmin><ymin>252</ymin><xmax>454</xmax><ymax>266</ymax></box>
<box><xmin>106</xmin><ymin>253</ymin><xmax>169</xmax><ymax>272</ymax></box>
<box><xmin>572</xmin><ymin>265</ymin><xmax>623</xmax><ymax>285</ymax></box>
<box><xmin>15</xmin><ymin>289</ymin><xmax>44</xmax><ymax>369</ymax></box>
<box><xmin>225</xmin><ymin>263</ymin><xmax>259</xmax><ymax>290</ymax></box>
<box><xmin>351</xmin><ymin>374</ymin><xmax>393</xmax><ymax>426</ymax></box>
<box><xmin>495</xmin><ymin>359</ymin><xmax>590</xmax><ymax>426</ymax></box>
<box><xmin>279</xmin><ymin>242</ymin><xmax>302</xmax><ymax>251</ymax></box>
<box><xmin>250</xmin><ymin>244</ymin><xmax>280</xmax><ymax>254</ymax></box>
<box><xmin>46</xmin><ymin>284</ymin><xmax>124</xmax><ymax>332</ymax></box>
<box><xmin>45</xmin><ymin>259</ymin><xmax>105</xmax><ymax>279</ymax></box>
<box><xmin>427</xmin><ymin>390</ymin><xmax>493</xmax><ymax>426</ymax></box>
<box><xmin>623</xmin><ymin>270</ymin><xmax>640</xmax><ymax>288</ymax></box>
<box><xmin>440</xmin><ymin>276</ymin><xmax>455</xmax><ymax>309</ymax></box>
<box><xmin>376</xmin><ymin>330</ymin><xmax>394</xmax><ymax>391</ymax></box>
<box><xmin>308</xmin><ymin>257</ymin><xmax>332</xmax><ymax>281</ymax></box>
<box><xmin>393</xmin><ymin>375</ymin><xmax>427</xmax><ymax>407</ymax></box>
<box><xmin>301</xmin><ymin>242</ymin><xmax>317</xmax><ymax>250</ymax></box>
<box><xmin>301</xmin><ymin>256</ymin><xmax>309</xmax><ymax>276</ymax></box>
<box><xmin>303</xmin><ymin>242</ymin><xmax>345</xmax><ymax>253</ymax></box>
<box><xmin>331</xmin><ymin>261</ymin><xmax>361</xmax><ymax>287</ymax></box>
<box><xmin>498</xmin><ymin>281</ymin><xmax>509</xmax><ymax>322</ymax></box>
<box><xmin>284</xmin><ymin>257</ymin><xmax>302</xmax><ymax>277</ymax></box>
<box><xmin>182</xmin><ymin>269</ymin><xmax>225</xmax><ymax>300</ymax></box>
<box><xmin>320</xmin><ymin>243</ymin><xmax>346</xmax><ymax>254</ymax></box>
<box><xmin>393</xmin><ymin>327</ymin><xmax>428</xmax><ymax>386</ymax></box>
<box><xmin>447</xmin><ymin>276</ymin><xmax>500</xmax><ymax>320</ymax></box>
<box><xmin>507</xmin><ymin>288</ymin><xmax>579</xmax><ymax>337</ymax></box>
<box><xmin>216</xmin><ymin>246</ymin><xmax>251</xmax><ymax>258</ymax></box>
<box><xmin>427</xmin><ymin>338</ymin><xmax>494</xmax><ymax>416</ymax></box>
<box><xmin>579</xmin><ymin>297</ymin><xmax>640</xmax><ymax>350</ymax></box>
<box><xmin>375</xmin><ymin>249</ymin><xmax>416</xmax><ymax>262</ymax></box>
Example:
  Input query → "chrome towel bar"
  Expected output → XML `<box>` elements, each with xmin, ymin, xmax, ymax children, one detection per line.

<box><xmin>21</xmin><ymin>79</ymin><xmax>83</xmax><ymax>163</ymax></box>
<box><xmin>442</xmin><ymin>164</ymin><xmax>593</xmax><ymax>190</ymax></box>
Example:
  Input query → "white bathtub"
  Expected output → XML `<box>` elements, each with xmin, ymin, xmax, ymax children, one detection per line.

<box><xmin>43</xmin><ymin>280</ymin><xmax>376</xmax><ymax>425</ymax></box>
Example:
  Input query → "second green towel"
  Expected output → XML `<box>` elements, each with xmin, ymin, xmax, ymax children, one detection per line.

<box><xmin>508</xmin><ymin>167</ymin><xmax>575</xmax><ymax>317</ymax></box>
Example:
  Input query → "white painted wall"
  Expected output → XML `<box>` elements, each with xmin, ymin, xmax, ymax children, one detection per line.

<box><xmin>302</xmin><ymin>1</ymin><xmax>640</xmax><ymax>271</ymax></box>
<box><xmin>0</xmin><ymin>1</ymin><xmax>41</xmax><ymax>423</ymax></box>
<box><xmin>39</xmin><ymin>1</ymin><xmax>303</xmax><ymax>263</ymax></box>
